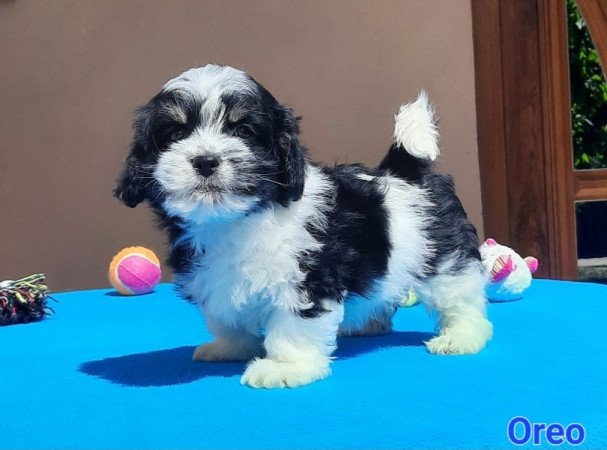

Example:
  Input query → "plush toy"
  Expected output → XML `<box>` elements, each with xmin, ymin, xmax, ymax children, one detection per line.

<box><xmin>108</xmin><ymin>246</ymin><xmax>162</xmax><ymax>295</ymax></box>
<box><xmin>479</xmin><ymin>238</ymin><xmax>538</xmax><ymax>302</ymax></box>
<box><xmin>400</xmin><ymin>239</ymin><xmax>539</xmax><ymax>307</ymax></box>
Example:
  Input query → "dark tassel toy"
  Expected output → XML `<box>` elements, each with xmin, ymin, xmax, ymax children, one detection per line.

<box><xmin>0</xmin><ymin>274</ymin><xmax>54</xmax><ymax>326</ymax></box>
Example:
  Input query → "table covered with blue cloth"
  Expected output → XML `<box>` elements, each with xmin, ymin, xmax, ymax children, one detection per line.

<box><xmin>4</xmin><ymin>279</ymin><xmax>607</xmax><ymax>448</ymax></box>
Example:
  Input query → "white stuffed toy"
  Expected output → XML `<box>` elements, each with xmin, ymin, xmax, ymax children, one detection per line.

<box><xmin>400</xmin><ymin>238</ymin><xmax>539</xmax><ymax>307</ymax></box>
<box><xmin>479</xmin><ymin>238</ymin><xmax>538</xmax><ymax>302</ymax></box>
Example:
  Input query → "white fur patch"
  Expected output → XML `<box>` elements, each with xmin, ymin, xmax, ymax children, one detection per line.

<box><xmin>356</xmin><ymin>173</ymin><xmax>376</xmax><ymax>182</ymax></box>
<box><xmin>393</xmin><ymin>90</ymin><xmax>440</xmax><ymax>161</ymax></box>
<box><xmin>378</xmin><ymin>176</ymin><xmax>436</xmax><ymax>298</ymax></box>
<box><xmin>163</xmin><ymin>65</ymin><xmax>253</xmax><ymax>100</ymax></box>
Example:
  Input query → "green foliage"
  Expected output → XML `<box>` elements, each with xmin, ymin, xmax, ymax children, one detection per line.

<box><xmin>568</xmin><ymin>0</ymin><xmax>607</xmax><ymax>169</ymax></box>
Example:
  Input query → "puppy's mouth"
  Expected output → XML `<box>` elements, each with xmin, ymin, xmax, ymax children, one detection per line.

<box><xmin>194</xmin><ymin>179</ymin><xmax>226</xmax><ymax>196</ymax></box>
<box><xmin>159</xmin><ymin>174</ymin><xmax>229</xmax><ymax>202</ymax></box>
<box><xmin>172</xmin><ymin>181</ymin><xmax>255</xmax><ymax>209</ymax></box>
<box><xmin>185</xmin><ymin>185</ymin><xmax>229</xmax><ymax>205</ymax></box>
<box><xmin>162</xmin><ymin>182</ymin><xmax>261</xmax><ymax>224</ymax></box>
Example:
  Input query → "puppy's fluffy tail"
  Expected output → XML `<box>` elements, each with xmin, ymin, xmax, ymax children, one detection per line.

<box><xmin>378</xmin><ymin>90</ymin><xmax>439</xmax><ymax>182</ymax></box>
<box><xmin>394</xmin><ymin>90</ymin><xmax>439</xmax><ymax>161</ymax></box>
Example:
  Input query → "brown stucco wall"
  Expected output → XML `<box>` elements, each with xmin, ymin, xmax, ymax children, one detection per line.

<box><xmin>0</xmin><ymin>0</ymin><xmax>481</xmax><ymax>291</ymax></box>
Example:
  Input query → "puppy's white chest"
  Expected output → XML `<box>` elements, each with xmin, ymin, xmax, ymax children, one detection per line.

<box><xmin>178</xmin><ymin>213</ymin><xmax>308</xmax><ymax>328</ymax></box>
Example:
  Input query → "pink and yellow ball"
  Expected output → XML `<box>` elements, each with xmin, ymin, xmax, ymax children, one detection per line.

<box><xmin>108</xmin><ymin>246</ymin><xmax>162</xmax><ymax>295</ymax></box>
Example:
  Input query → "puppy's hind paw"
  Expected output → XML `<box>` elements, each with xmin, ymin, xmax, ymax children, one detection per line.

<box><xmin>426</xmin><ymin>334</ymin><xmax>480</xmax><ymax>355</ymax></box>
<box><xmin>426</xmin><ymin>319</ymin><xmax>493</xmax><ymax>355</ymax></box>
<box><xmin>241</xmin><ymin>358</ymin><xmax>330</xmax><ymax>389</ymax></box>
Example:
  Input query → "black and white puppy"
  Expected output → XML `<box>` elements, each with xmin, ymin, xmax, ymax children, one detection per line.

<box><xmin>115</xmin><ymin>64</ymin><xmax>492</xmax><ymax>388</ymax></box>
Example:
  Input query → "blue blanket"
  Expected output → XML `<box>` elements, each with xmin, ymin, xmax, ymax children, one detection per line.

<box><xmin>4</xmin><ymin>279</ymin><xmax>607</xmax><ymax>448</ymax></box>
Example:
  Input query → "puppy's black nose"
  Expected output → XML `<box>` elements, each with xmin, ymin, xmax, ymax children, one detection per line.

<box><xmin>191</xmin><ymin>155</ymin><xmax>220</xmax><ymax>177</ymax></box>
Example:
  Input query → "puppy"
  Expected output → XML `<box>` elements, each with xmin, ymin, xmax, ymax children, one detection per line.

<box><xmin>115</xmin><ymin>64</ymin><xmax>492</xmax><ymax>388</ymax></box>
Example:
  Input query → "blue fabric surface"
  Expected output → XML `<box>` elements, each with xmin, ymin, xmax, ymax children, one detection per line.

<box><xmin>3</xmin><ymin>279</ymin><xmax>607</xmax><ymax>448</ymax></box>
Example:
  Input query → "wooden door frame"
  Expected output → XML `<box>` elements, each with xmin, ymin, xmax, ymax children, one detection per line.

<box><xmin>472</xmin><ymin>0</ymin><xmax>578</xmax><ymax>279</ymax></box>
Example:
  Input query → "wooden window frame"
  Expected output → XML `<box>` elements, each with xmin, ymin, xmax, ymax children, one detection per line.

<box><xmin>572</xmin><ymin>0</ymin><xmax>607</xmax><ymax>202</ymax></box>
<box><xmin>472</xmin><ymin>0</ymin><xmax>578</xmax><ymax>279</ymax></box>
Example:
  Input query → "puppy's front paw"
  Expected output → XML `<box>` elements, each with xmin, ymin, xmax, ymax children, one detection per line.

<box><xmin>193</xmin><ymin>339</ymin><xmax>262</xmax><ymax>362</ymax></box>
<box><xmin>241</xmin><ymin>358</ymin><xmax>330</xmax><ymax>388</ymax></box>
<box><xmin>426</xmin><ymin>319</ymin><xmax>493</xmax><ymax>355</ymax></box>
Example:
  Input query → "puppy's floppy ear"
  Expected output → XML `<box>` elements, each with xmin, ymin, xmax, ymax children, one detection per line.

<box><xmin>114</xmin><ymin>154</ymin><xmax>147</xmax><ymax>208</ymax></box>
<box><xmin>273</xmin><ymin>104</ymin><xmax>306</xmax><ymax>206</ymax></box>
<box><xmin>114</xmin><ymin>108</ymin><xmax>152</xmax><ymax>208</ymax></box>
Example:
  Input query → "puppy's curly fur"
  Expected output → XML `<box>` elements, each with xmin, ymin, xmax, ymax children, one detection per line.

<box><xmin>115</xmin><ymin>65</ymin><xmax>492</xmax><ymax>388</ymax></box>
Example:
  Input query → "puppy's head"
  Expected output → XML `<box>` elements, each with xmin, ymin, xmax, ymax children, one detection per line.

<box><xmin>115</xmin><ymin>64</ymin><xmax>306</xmax><ymax>222</ymax></box>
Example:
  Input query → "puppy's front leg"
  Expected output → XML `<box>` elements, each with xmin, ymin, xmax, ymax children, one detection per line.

<box><xmin>241</xmin><ymin>299</ymin><xmax>344</xmax><ymax>388</ymax></box>
<box><xmin>193</xmin><ymin>314</ymin><xmax>264</xmax><ymax>362</ymax></box>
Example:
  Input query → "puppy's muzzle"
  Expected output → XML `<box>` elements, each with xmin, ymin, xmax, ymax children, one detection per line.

<box><xmin>191</xmin><ymin>155</ymin><xmax>220</xmax><ymax>178</ymax></box>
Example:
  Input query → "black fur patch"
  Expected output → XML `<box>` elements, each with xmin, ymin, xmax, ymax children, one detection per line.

<box><xmin>378</xmin><ymin>142</ymin><xmax>434</xmax><ymax>182</ymax></box>
<box><xmin>422</xmin><ymin>173</ymin><xmax>481</xmax><ymax>275</ymax></box>
<box><xmin>154</xmin><ymin>212</ymin><xmax>195</xmax><ymax>275</ymax></box>
<box><xmin>218</xmin><ymin>89</ymin><xmax>306</xmax><ymax>205</ymax></box>
<box><xmin>299</xmin><ymin>164</ymin><xmax>391</xmax><ymax>318</ymax></box>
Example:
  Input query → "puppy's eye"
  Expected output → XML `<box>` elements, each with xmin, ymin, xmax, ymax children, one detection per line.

<box><xmin>234</xmin><ymin>125</ymin><xmax>254</xmax><ymax>139</ymax></box>
<box><xmin>169</xmin><ymin>127</ymin><xmax>187</xmax><ymax>142</ymax></box>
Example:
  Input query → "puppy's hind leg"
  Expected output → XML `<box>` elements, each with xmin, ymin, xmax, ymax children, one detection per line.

<box><xmin>193</xmin><ymin>314</ymin><xmax>264</xmax><ymax>362</ymax></box>
<box><xmin>241</xmin><ymin>299</ymin><xmax>344</xmax><ymax>388</ymax></box>
<box><xmin>338</xmin><ymin>296</ymin><xmax>396</xmax><ymax>337</ymax></box>
<box><xmin>418</xmin><ymin>260</ymin><xmax>493</xmax><ymax>355</ymax></box>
